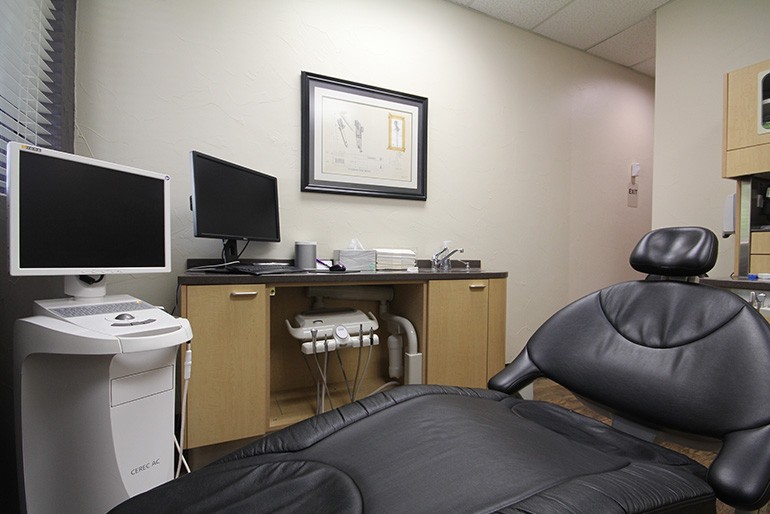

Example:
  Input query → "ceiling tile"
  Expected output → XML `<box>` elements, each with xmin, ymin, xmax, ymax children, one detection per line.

<box><xmin>443</xmin><ymin>0</ymin><xmax>661</xmax><ymax>77</ymax></box>
<box><xmin>588</xmin><ymin>14</ymin><xmax>656</xmax><ymax>67</ymax></box>
<box><xmin>463</xmin><ymin>0</ymin><xmax>571</xmax><ymax>30</ymax></box>
<box><xmin>534</xmin><ymin>0</ymin><xmax>668</xmax><ymax>50</ymax></box>
<box><xmin>632</xmin><ymin>57</ymin><xmax>656</xmax><ymax>77</ymax></box>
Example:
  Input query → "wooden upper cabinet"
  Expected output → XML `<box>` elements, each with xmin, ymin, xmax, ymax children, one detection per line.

<box><xmin>724</xmin><ymin>58</ymin><xmax>770</xmax><ymax>178</ymax></box>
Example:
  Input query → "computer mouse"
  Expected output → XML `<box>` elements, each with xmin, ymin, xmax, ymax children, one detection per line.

<box><xmin>115</xmin><ymin>313</ymin><xmax>135</xmax><ymax>320</ymax></box>
<box><xmin>316</xmin><ymin>258</ymin><xmax>346</xmax><ymax>272</ymax></box>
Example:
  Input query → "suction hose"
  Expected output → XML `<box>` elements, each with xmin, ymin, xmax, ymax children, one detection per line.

<box><xmin>379</xmin><ymin>303</ymin><xmax>421</xmax><ymax>384</ymax></box>
<box><xmin>387</xmin><ymin>334</ymin><xmax>403</xmax><ymax>378</ymax></box>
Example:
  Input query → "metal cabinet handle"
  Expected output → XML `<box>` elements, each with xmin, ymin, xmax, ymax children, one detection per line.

<box><xmin>469</xmin><ymin>284</ymin><xmax>487</xmax><ymax>290</ymax></box>
<box><xmin>230</xmin><ymin>291</ymin><xmax>259</xmax><ymax>298</ymax></box>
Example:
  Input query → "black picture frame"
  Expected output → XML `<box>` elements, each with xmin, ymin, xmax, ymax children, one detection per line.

<box><xmin>301</xmin><ymin>72</ymin><xmax>428</xmax><ymax>200</ymax></box>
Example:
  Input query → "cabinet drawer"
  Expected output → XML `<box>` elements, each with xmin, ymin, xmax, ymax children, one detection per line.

<box><xmin>751</xmin><ymin>231</ymin><xmax>770</xmax><ymax>254</ymax></box>
<box><xmin>750</xmin><ymin>254</ymin><xmax>770</xmax><ymax>274</ymax></box>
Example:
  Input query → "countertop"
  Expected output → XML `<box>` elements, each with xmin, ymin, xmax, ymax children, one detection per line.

<box><xmin>700</xmin><ymin>276</ymin><xmax>770</xmax><ymax>291</ymax></box>
<box><xmin>179</xmin><ymin>258</ymin><xmax>507</xmax><ymax>286</ymax></box>
<box><xmin>178</xmin><ymin>267</ymin><xmax>508</xmax><ymax>286</ymax></box>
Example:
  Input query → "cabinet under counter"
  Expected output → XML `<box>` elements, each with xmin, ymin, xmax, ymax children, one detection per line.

<box><xmin>178</xmin><ymin>269</ymin><xmax>507</xmax><ymax>469</ymax></box>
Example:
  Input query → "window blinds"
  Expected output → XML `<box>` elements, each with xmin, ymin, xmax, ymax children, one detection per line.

<box><xmin>0</xmin><ymin>0</ymin><xmax>73</xmax><ymax>192</ymax></box>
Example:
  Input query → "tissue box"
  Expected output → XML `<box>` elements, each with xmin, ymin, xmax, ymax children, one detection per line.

<box><xmin>333</xmin><ymin>249</ymin><xmax>376</xmax><ymax>271</ymax></box>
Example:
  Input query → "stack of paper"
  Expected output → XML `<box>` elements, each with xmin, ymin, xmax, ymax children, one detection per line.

<box><xmin>375</xmin><ymin>249</ymin><xmax>416</xmax><ymax>270</ymax></box>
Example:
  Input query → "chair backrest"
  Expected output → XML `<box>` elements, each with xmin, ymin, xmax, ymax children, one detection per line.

<box><xmin>489</xmin><ymin>226</ymin><xmax>770</xmax><ymax>510</ymax></box>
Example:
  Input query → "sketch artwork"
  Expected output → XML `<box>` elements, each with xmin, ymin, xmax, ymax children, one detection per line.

<box><xmin>317</xmin><ymin>91</ymin><xmax>416</xmax><ymax>187</ymax></box>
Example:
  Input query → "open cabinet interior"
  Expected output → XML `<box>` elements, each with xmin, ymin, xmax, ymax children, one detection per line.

<box><xmin>268</xmin><ymin>282</ymin><xmax>427</xmax><ymax>431</ymax></box>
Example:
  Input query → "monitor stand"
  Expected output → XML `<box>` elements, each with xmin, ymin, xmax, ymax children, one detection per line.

<box><xmin>222</xmin><ymin>239</ymin><xmax>239</xmax><ymax>264</ymax></box>
<box><xmin>64</xmin><ymin>275</ymin><xmax>107</xmax><ymax>299</ymax></box>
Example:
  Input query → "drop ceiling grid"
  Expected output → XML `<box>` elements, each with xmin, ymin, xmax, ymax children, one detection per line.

<box><xmin>445</xmin><ymin>0</ymin><xmax>668</xmax><ymax>77</ymax></box>
<box><xmin>455</xmin><ymin>0</ymin><xmax>571</xmax><ymax>30</ymax></box>
<box><xmin>588</xmin><ymin>14</ymin><xmax>656</xmax><ymax>67</ymax></box>
<box><xmin>532</xmin><ymin>0</ymin><xmax>669</xmax><ymax>50</ymax></box>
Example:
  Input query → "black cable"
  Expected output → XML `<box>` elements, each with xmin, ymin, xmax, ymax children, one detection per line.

<box><xmin>171</xmin><ymin>283</ymin><xmax>181</xmax><ymax>316</ymax></box>
<box><xmin>78</xmin><ymin>274</ymin><xmax>104</xmax><ymax>285</ymax></box>
<box><xmin>237</xmin><ymin>240</ymin><xmax>250</xmax><ymax>259</ymax></box>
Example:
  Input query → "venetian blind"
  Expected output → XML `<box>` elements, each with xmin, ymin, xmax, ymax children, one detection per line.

<box><xmin>0</xmin><ymin>0</ymin><xmax>74</xmax><ymax>192</ymax></box>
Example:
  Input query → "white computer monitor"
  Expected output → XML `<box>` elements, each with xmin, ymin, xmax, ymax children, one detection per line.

<box><xmin>6</xmin><ymin>142</ymin><xmax>171</xmax><ymax>296</ymax></box>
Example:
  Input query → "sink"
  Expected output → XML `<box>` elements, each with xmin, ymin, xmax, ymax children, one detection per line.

<box><xmin>416</xmin><ymin>259</ymin><xmax>481</xmax><ymax>271</ymax></box>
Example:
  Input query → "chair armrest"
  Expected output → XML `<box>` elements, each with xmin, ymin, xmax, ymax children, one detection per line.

<box><xmin>709</xmin><ymin>425</ymin><xmax>770</xmax><ymax>511</ymax></box>
<box><xmin>488</xmin><ymin>348</ymin><xmax>542</xmax><ymax>395</ymax></box>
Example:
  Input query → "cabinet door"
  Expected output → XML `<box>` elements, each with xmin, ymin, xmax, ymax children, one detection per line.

<box><xmin>183</xmin><ymin>284</ymin><xmax>268</xmax><ymax>448</ymax></box>
<box><xmin>426</xmin><ymin>279</ymin><xmax>489</xmax><ymax>388</ymax></box>
<box><xmin>724</xmin><ymin>59</ymin><xmax>770</xmax><ymax>177</ymax></box>
<box><xmin>726</xmin><ymin>59</ymin><xmax>770</xmax><ymax>151</ymax></box>
<box><xmin>750</xmin><ymin>232</ymin><xmax>770</xmax><ymax>273</ymax></box>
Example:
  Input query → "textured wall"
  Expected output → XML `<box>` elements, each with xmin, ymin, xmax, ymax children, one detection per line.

<box><xmin>654</xmin><ymin>0</ymin><xmax>770</xmax><ymax>277</ymax></box>
<box><xmin>2</xmin><ymin>1</ymin><xmax>656</xmax><ymax>504</ymax></box>
<box><xmin>73</xmin><ymin>0</ymin><xmax>653</xmax><ymax>359</ymax></box>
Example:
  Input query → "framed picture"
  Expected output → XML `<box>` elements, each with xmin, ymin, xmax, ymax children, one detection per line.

<box><xmin>301</xmin><ymin>72</ymin><xmax>428</xmax><ymax>200</ymax></box>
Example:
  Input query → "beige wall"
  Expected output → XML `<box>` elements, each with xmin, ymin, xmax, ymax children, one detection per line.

<box><xmin>567</xmin><ymin>67</ymin><xmax>654</xmax><ymax>300</ymax></box>
<box><xmin>654</xmin><ymin>0</ymin><xmax>770</xmax><ymax>277</ymax></box>
<box><xmin>74</xmin><ymin>0</ymin><xmax>654</xmax><ymax>360</ymax></box>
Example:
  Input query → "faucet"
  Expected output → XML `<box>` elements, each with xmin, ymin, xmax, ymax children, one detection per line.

<box><xmin>432</xmin><ymin>243</ymin><xmax>464</xmax><ymax>271</ymax></box>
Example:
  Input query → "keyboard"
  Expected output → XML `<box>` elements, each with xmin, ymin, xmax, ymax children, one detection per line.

<box><xmin>51</xmin><ymin>300</ymin><xmax>153</xmax><ymax>318</ymax></box>
<box><xmin>227</xmin><ymin>263</ymin><xmax>306</xmax><ymax>275</ymax></box>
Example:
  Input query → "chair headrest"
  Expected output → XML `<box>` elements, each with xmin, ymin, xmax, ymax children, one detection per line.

<box><xmin>629</xmin><ymin>226</ymin><xmax>718</xmax><ymax>277</ymax></box>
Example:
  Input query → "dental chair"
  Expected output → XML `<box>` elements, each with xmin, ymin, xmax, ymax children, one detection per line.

<box><xmin>112</xmin><ymin>226</ymin><xmax>770</xmax><ymax>513</ymax></box>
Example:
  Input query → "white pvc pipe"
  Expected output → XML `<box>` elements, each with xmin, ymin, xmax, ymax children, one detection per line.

<box><xmin>379</xmin><ymin>307</ymin><xmax>419</xmax><ymax>355</ymax></box>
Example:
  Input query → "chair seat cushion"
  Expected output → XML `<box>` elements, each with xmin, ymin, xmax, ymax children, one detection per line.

<box><xmin>111</xmin><ymin>385</ymin><xmax>714</xmax><ymax>514</ymax></box>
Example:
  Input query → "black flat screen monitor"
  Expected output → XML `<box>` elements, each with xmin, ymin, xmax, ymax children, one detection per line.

<box><xmin>190</xmin><ymin>151</ymin><xmax>280</xmax><ymax>262</ymax></box>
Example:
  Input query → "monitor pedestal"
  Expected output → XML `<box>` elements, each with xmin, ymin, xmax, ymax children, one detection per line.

<box><xmin>64</xmin><ymin>275</ymin><xmax>107</xmax><ymax>299</ymax></box>
<box><xmin>222</xmin><ymin>239</ymin><xmax>239</xmax><ymax>263</ymax></box>
<box><xmin>14</xmin><ymin>295</ymin><xmax>193</xmax><ymax>513</ymax></box>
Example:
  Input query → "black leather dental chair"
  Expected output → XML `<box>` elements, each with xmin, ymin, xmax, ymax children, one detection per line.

<box><xmin>112</xmin><ymin>226</ymin><xmax>770</xmax><ymax>513</ymax></box>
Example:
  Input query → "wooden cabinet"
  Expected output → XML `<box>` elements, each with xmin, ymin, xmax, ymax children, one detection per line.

<box><xmin>723</xmin><ymin>59</ymin><xmax>770</xmax><ymax>276</ymax></box>
<box><xmin>425</xmin><ymin>279</ymin><xmax>506</xmax><ymax>388</ymax></box>
<box><xmin>750</xmin><ymin>231</ymin><xmax>770</xmax><ymax>273</ymax></box>
<box><xmin>723</xmin><ymin>58</ymin><xmax>770</xmax><ymax>178</ymax></box>
<box><xmin>179</xmin><ymin>273</ymin><xmax>506</xmax><ymax>466</ymax></box>
<box><xmin>182</xmin><ymin>284</ymin><xmax>268</xmax><ymax>448</ymax></box>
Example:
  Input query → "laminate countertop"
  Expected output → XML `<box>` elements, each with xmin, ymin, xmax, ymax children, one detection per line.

<box><xmin>178</xmin><ymin>268</ymin><xmax>508</xmax><ymax>286</ymax></box>
<box><xmin>700</xmin><ymin>277</ymin><xmax>770</xmax><ymax>292</ymax></box>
